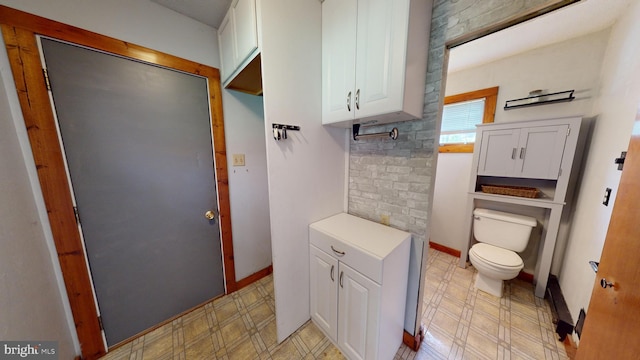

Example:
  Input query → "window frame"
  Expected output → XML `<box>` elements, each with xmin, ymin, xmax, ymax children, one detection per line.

<box><xmin>439</xmin><ymin>86</ymin><xmax>499</xmax><ymax>153</ymax></box>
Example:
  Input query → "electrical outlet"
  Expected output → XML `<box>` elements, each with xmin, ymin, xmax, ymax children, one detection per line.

<box><xmin>602</xmin><ymin>187</ymin><xmax>612</xmax><ymax>206</ymax></box>
<box><xmin>232</xmin><ymin>154</ymin><xmax>245</xmax><ymax>166</ymax></box>
<box><xmin>380</xmin><ymin>215</ymin><xmax>390</xmax><ymax>226</ymax></box>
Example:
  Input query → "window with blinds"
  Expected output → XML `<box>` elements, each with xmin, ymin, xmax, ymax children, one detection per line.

<box><xmin>439</xmin><ymin>98</ymin><xmax>485</xmax><ymax>145</ymax></box>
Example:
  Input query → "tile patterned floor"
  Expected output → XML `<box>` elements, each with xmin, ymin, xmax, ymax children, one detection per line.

<box><xmin>393</xmin><ymin>248</ymin><xmax>569</xmax><ymax>360</ymax></box>
<box><xmin>99</xmin><ymin>275</ymin><xmax>343</xmax><ymax>360</ymax></box>
<box><xmin>100</xmin><ymin>248</ymin><xmax>569</xmax><ymax>359</ymax></box>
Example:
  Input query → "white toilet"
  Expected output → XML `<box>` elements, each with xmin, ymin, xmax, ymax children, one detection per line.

<box><xmin>468</xmin><ymin>208</ymin><xmax>537</xmax><ymax>297</ymax></box>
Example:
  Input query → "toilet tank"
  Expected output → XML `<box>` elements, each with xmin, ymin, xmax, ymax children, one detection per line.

<box><xmin>473</xmin><ymin>208</ymin><xmax>537</xmax><ymax>252</ymax></box>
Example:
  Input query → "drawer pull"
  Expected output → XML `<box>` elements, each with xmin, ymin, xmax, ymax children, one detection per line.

<box><xmin>339</xmin><ymin>271</ymin><xmax>344</xmax><ymax>288</ymax></box>
<box><xmin>330</xmin><ymin>265</ymin><xmax>335</xmax><ymax>282</ymax></box>
<box><xmin>331</xmin><ymin>246</ymin><xmax>345</xmax><ymax>256</ymax></box>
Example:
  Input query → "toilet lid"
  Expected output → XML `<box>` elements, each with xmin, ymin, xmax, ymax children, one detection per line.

<box><xmin>471</xmin><ymin>243</ymin><xmax>523</xmax><ymax>268</ymax></box>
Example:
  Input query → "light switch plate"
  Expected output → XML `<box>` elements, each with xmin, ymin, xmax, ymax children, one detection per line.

<box><xmin>232</xmin><ymin>154</ymin><xmax>245</xmax><ymax>166</ymax></box>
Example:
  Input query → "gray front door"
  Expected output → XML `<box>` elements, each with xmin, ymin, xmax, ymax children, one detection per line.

<box><xmin>40</xmin><ymin>38</ymin><xmax>225</xmax><ymax>346</ymax></box>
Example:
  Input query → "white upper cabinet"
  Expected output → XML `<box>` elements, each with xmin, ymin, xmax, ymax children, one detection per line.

<box><xmin>477</xmin><ymin>129</ymin><xmax>520</xmax><ymax>177</ymax></box>
<box><xmin>478</xmin><ymin>124</ymin><xmax>569</xmax><ymax>180</ymax></box>
<box><xmin>218</xmin><ymin>10</ymin><xmax>237</xmax><ymax>82</ymax></box>
<box><xmin>233</xmin><ymin>0</ymin><xmax>258</xmax><ymax>65</ymax></box>
<box><xmin>218</xmin><ymin>0</ymin><xmax>261</xmax><ymax>94</ymax></box>
<box><xmin>322</xmin><ymin>0</ymin><xmax>357</xmax><ymax>124</ymax></box>
<box><xmin>516</xmin><ymin>125</ymin><xmax>569</xmax><ymax>179</ymax></box>
<box><xmin>322</xmin><ymin>0</ymin><xmax>432</xmax><ymax>127</ymax></box>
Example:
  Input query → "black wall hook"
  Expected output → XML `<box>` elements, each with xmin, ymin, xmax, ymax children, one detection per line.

<box><xmin>272</xmin><ymin>123</ymin><xmax>300</xmax><ymax>141</ymax></box>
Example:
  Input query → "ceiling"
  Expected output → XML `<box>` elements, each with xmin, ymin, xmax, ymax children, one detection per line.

<box><xmin>448</xmin><ymin>0</ymin><xmax>633</xmax><ymax>73</ymax></box>
<box><xmin>148</xmin><ymin>0</ymin><xmax>632</xmax><ymax>73</ymax></box>
<box><xmin>150</xmin><ymin>0</ymin><xmax>232</xmax><ymax>29</ymax></box>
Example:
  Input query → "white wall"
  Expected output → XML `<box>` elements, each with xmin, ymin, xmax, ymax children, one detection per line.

<box><xmin>0</xmin><ymin>0</ymin><xmax>219</xmax><ymax>67</ymax></box>
<box><xmin>259</xmin><ymin>0</ymin><xmax>348</xmax><ymax>342</ymax></box>
<box><xmin>559</xmin><ymin>1</ymin><xmax>640</xmax><ymax>340</ymax></box>
<box><xmin>0</xmin><ymin>0</ymin><xmax>271</xmax><ymax>353</ymax></box>
<box><xmin>222</xmin><ymin>90</ymin><xmax>272</xmax><ymax>280</ymax></box>
<box><xmin>432</xmin><ymin>29</ymin><xmax>609</xmax><ymax>273</ymax></box>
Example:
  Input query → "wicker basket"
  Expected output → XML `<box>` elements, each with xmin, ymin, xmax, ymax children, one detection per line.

<box><xmin>481</xmin><ymin>185</ymin><xmax>539</xmax><ymax>198</ymax></box>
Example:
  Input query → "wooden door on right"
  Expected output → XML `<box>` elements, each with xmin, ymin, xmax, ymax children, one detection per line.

<box><xmin>576</xmin><ymin>108</ymin><xmax>640</xmax><ymax>359</ymax></box>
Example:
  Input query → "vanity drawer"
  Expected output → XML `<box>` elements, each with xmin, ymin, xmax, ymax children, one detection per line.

<box><xmin>310</xmin><ymin>226</ymin><xmax>384</xmax><ymax>284</ymax></box>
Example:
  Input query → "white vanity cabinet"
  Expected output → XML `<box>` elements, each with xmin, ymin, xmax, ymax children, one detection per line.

<box><xmin>218</xmin><ymin>0</ymin><xmax>260</xmax><ymax>91</ymax></box>
<box><xmin>321</xmin><ymin>0</ymin><xmax>432</xmax><ymax>127</ymax></box>
<box><xmin>477</xmin><ymin>124</ymin><xmax>569</xmax><ymax>179</ymax></box>
<box><xmin>309</xmin><ymin>213</ymin><xmax>411</xmax><ymax>360</ymax></box>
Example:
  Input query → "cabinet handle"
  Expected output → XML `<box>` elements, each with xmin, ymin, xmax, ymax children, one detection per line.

<box><xmin>519</xmin><ymin>147</ymin><xmax>526</xmax><ymax>159</ymax></box>
<box><xmin>331</xmin><ymin>245</ymin><xmax>345</xmax><ymax>256</ymax></box>
<box><xmin>511</xmin><ymin>148</ymin><xmax>516</xmax><ymax>159</ymax></box>
<box><xmin>330</xmin><ymin>265</ymin><xmax>335</xmax><ymax>282</ymax></box>
<box><xmin>339</xmin><ymin>271</ymin><xmax>344</xmax><ymax>288</ymax></box>
<box><xmin>355</xmin><ymin>89</ymin><xmax>360</xmax><ymax>110</ymax></box>
<box><xmin>347</xmin><ymin>91</ymin><xmax>352</xmax><ymax>112</ymax></box>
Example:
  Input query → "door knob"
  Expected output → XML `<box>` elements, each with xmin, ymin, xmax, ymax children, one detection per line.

<box><xmin>600</xmin><ymin>278</ymin><xmax>615</xmax><ymax>289</ymax></box>
<box><xmin>205</xmin><ymin>210</ymin><xmax>216</xmax><ymax>220</ymax></box>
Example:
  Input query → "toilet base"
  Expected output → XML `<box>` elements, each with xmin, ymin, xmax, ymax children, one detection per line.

<box><xmin>474</xmin><ymin>272</ymin><xmax>504</xmax><ymax>297</ymax></box>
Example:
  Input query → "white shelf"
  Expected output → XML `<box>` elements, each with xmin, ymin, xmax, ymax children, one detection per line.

<box><xmin>470</xmin><ymin>192</ymin><xmax>566</xmax><ymax>207</ymax></box>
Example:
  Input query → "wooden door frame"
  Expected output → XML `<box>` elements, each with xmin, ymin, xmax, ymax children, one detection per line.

<box><xmin>0</xmin><ymin>6</ymin><xmax>237</xmax><ymax>359</ymax></box>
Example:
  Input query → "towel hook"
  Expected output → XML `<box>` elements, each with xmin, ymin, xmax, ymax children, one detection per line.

<box><xmin>352</xmin><ymin>124</ymin><xmax>399</xmax><ymax>141</ymax></box>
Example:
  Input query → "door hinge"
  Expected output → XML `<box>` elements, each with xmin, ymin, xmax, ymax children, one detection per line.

<box><xmin>567</xmin><ymin>127</ymin><xmax>571</xmax><ymax>137</ymax></box>
<box><xmin>73</xmin><ymin>206</ymin><xmax>81</xmax><ymax>224</ymax></box>
<box><xmin>42</xmin><ymin>68</ymin><xmax>51</xmax><ymax>91</ymax></box>
<box><xmin>615</xmin><ymin>151</ymin><xmax>626</xmax><ymax>170</ymax></box>
<box><xmin>97</xmin><ymin>316</ymin><xmax>104</xmax><ymax>331</ymax></box>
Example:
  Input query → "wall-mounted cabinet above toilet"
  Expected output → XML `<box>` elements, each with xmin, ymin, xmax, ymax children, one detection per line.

<box><xmin>461</xmin><ymin>117</ymin><xmax>588</xmax><ymax>298</ymax></box>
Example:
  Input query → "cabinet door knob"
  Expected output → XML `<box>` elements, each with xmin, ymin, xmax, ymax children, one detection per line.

<box><xmin>339</xmin><ymin>271</ymin><xmax>344</xmax><ymax>288</ymax></box>
<box><xmin>330</xmin><ymin>265</ymin><xmax>335</xmax><ymax>282</ymax></box>
<box><xmin>355</xmin><ymin>89</ymin><xmax>360</xmax><ymax>110</ymax></box>
<box><xmin>511</xmin><ymin>148</ymin><xmax>517</xmax><ymax>159</ymax></box>
<box><xmin>347</xmin><ymin>91</ymin><xmax>352</xmax><ymax>112</ymax></box>
<box><xmin>519</xmin><ymin>147</ymin><xmax>526</xmax><ymax>159</ymax></box>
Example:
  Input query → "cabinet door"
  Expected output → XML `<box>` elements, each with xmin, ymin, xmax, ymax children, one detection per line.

<box><xmin>338</xmin><ymin>262</ymin><xmax>380</xmax><ymax>360</ymax></box>
<box><xmin>321</xmin><ymin>0</ymin><xmax>357</xmax><ymax>124</ymax></box>
<box><xmin>310</xmin><ymin>246</ymin><xmax>338</xmax><ymax>341</ymax></box>
<box><xmin>477</xmin><ymin>129</ymin><xmax>520</xmax><ymax>177</ymax></box>
<box><xmin>516</xmin><ymin>125</ymin><xmax>569</xmax><ymax>179</ymax></box>
<box><xmin>354</xmin><ymin>0</ymin><xmax>410</xmax><ymax>119</ymax></box>
<box><xmin>218</xmin><ymin>10</ymin><xmax>237</xmax><ymax>83</ymax></box>
<box><xmin>233</xmin><ymin>0</ymin><xmax>258</xmax><ymax>66</ymax></box>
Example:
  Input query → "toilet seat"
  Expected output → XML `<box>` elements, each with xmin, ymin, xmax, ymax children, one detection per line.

<box><xmin>470</xmin><ymin>243</ymin><xmax>523</xmax><ymax>269</ymax></box>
